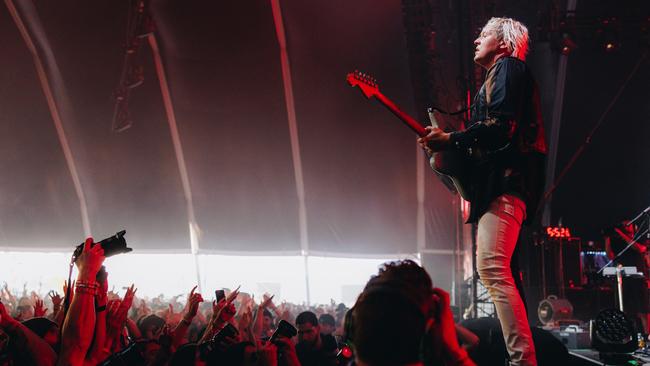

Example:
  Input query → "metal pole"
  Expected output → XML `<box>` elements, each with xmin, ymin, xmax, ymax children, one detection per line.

<box><xmin>616</xmin><ymin>265</ymin><xmax>624</xmax><ymax>312</ymax></box>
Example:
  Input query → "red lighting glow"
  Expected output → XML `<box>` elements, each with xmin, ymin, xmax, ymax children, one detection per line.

<box><xmin>341</xmin><ymin>346</ymin><xmax>353</xmax><ymax>358</ymax></box>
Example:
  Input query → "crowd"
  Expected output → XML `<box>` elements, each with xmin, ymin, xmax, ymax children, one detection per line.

<box><xmin>0</xmin><ymin>238</ymin><xmax>479</xmax><ymax>366</ymax></box>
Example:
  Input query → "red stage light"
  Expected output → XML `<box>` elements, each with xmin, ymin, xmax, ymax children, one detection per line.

<box><xmin>341</xmin><ymin>346</ymin><xmax>353</xmax><ymax>358</ymax></box>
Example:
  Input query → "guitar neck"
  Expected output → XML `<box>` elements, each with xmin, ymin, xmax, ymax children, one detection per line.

<box><xmin>374</xmin><ymin>93</ymin><xmax>427</xmax><ymax>137</ymax></box>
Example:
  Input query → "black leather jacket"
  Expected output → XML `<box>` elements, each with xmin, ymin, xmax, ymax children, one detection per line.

<box><xmin>449</xmin><ymin>56</ymin><xmax>547</xmax><ymax>224</ymax></box>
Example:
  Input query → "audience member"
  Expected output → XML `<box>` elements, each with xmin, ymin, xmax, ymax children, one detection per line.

<box><xmin>349</xmin><ymin>260</ymin><xmax>476</xmax><ymax>366</ymax></box>
<box><xmin>295</xmin><ymin>311</ymin><xmax>338</xmax><ymax>366</ymax></box>
<box><xmin>318</xmin><ymin>314</ymin><xmax>336</xmax><ymax>336</ymax></box>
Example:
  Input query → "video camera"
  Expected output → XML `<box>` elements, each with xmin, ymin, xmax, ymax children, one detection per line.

<box><xmin>199</xmin><ymin>323</ymin><xmax>239</xmax><ymax>361</ymax></box>
<box><xmin>73</xmin><ymin>230</ymin><xmax>132</xmax><ymax>261</ymax></box>
<box><xmin>269</xmin><ymin>319</ymin><xmax>297</xmax><ymax>342</ymax></box>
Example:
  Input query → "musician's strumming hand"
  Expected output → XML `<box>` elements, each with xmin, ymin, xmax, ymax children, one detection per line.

<box><xmin>417</xmin><ymin>126</ymin><xmax>451</xmax><ymax>153</ymax></box>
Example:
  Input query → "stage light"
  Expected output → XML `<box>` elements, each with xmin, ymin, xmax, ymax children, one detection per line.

<box><xmin>560</xmin><ymin>33</ymin><xmax>577</xmax><ymax>55</ymax></box>
<box><xmin>590</xmin><ymin>308</ymin><xmax>637</xmax><ymax>354</ymax></box>
<box><xmin>596</xmin><ymin>18</ymin><xmax>621</xmax><ymax>53</ymax></box>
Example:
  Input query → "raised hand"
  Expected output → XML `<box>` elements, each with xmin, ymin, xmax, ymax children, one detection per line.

<box><xmin>260</xmin><ymin>294</ymin><xmax>275</xmax><ymax>309</ymax></box>
<box><xmin>75</xmin><ymin>237</ymin><xmax>106</xmax><ymax>280</ymax></box>
<box><xmin>33</xmin><ymin>298</ymin><xmax>47</xmax><ymax>317</ymax></box>
<box><xmin>226</xmin><ymin>286</ymin><xmax>241</xmax><ymax>305</ymax></box>
<box><xmin>430</xmin><ymin>287</ymin><xmax>469</xmax><ymax>364</ymax></box>
<box><xmin>120</xmin><ymin>285</ymin><xmax>137</xmax><ymax>315</ymax></box>
<box><xmin>105</xmin><ymin>300</ymin><xmax>124</xmax><ymax>337</ymax></box>
<box><xmin>238</xmin><ymin>306</ymin><xmax>252</xmax><ymax>330</ymax></box>
<box><xmin>48</xmin><ymin>291</ymin><xmax>63</xmax><ymax>309</ymax></box>
<box><xmin>184</xmin><ymin>286</ymin><xmax>203</xmax><ymax>321</ymax></box>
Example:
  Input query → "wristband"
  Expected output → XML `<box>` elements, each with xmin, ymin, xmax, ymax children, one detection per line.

<box><xmin>75</xmin><ymin>283</ymin><xmax>98</xmax><ymax>296</ymax></box>
<box><xmin>74</xmin><ymin>286</ymin><xmax>97</xmax><ymax>296</ymax></box>
<box><xmin>75</xmin><ymin>280</ymin><xmax>99</xmax><ymax>290</ymax></box>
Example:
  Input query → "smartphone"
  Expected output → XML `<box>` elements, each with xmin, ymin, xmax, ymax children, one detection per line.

<box><xmin>215</xmin><ymin>289</ymin><xmax>225</xmax><ymax>302</ymax></box>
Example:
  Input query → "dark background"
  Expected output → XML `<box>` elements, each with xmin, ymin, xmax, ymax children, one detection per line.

<box><xmin>0</xmin><ymin>0</ymin><xmax>648</xmax><ymax>262</ymax></box>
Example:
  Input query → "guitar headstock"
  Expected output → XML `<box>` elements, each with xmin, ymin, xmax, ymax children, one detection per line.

<box><xmin>346</xmin><ymin>70</ymin><xmax>379</xmax><ymax>99</ymax></box>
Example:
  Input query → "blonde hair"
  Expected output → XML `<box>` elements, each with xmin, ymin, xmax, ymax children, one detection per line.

<box><xmin>482</xmin><ymin>17</ymin><xmax>529</xmax><ymax>61</ymax></box>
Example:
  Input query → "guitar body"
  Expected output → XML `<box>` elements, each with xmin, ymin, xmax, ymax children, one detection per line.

<box><xmin>430</xmin><ymin>150</ymin><xmax>474</xmax><ymax>201</ymax></box>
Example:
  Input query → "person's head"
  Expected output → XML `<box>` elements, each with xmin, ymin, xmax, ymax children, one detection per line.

<box><xmin>318</xmin><ymin>313</ymin><xmax>336</xmax><ymax>335</ymax></box>
<box><xmin>365</xmin><ymin>259</ymin><xmax>434</xmax><ymax>315</ymax></box>
<box><xmin>351</xmin><ymin>286</ymin><xmax>427</xmax><ymax>366</ymax></box>
<box><xmin>296</xmin><ymin>311</ymin><xmax>320</xmax><ymax>346</ymax></box>
<box><xmin>15</xmin><ymin>297</ymin><xmax>34</xmax><ymax>321</ymax></box>
<box><xmin>474</xmin><ymin>17</ymin><xmax>529</xmax><ymax>68</ymax></box>
<box><xmin>21</xmin><ymin>317</ymin><xmax>59</xmax><ymax>349</ymax></box>
<box><xmin>262</xmin><ymin>308</ymin><xmax>274</xmax><ymax>331</ymax></box>
<box><xmin>347</xmin><ymin>260</ymin><xmax>438</xmax><ymax>365</ymax></box>
<box><xmin>137</xmin><ymin>314</ymin><xmax>166</xmax><ymax>339</ymax></box>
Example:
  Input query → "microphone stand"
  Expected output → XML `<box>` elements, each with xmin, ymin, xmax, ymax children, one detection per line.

<box><xmin>597</xmin><ymin>206</ymin><xmax>650</xmax><ymax>312</ymax></box>
<box><xmin>597</xmin><ymin>205</ymin><xmax>650</xmax><ymax>274</ymax></box>
<box><xmin>597</xmin><ymin>228</ymin><xmax>649</xmax><ymax>275</ymax></box>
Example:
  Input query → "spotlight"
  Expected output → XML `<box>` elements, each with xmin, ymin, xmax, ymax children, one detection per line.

<box><xmin>552</xmin><ymin>16</ymin><xmax>577</xmax><ymax>56</ymax></box>
<box><xmin>596</xmin><ymin>18</ymin><xmax>621</xmax><ymax>53</ymax></box>
<box><xmin>560</xmin><ymin>33</ymin><xmax>577</xmax><ymax>55</ymax></box>
<box><xmin>590</xmin><ymin>308</ymin><xmax>636</xmax><ymax>355</ymax></box>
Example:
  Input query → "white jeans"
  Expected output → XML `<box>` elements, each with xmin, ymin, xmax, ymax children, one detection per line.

<box><xmin>477</xmin><ymin>194</ymin><xmax>537</xmax><ymax>366</ymax></box>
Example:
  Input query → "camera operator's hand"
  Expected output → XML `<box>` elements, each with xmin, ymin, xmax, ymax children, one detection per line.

<box><xmin>76</xmin><ymin>237</ymin><xmax>106</xmax><ymax>280</ymax></box>
<box><xmin>273</xmin><ymin>336</ymin><xmax>301</xmax><ymax>366</ymax></box>
<box><xmin>430</xmin><ymin>288</ymin><xmax>473</xmax><ymax>366</ymax></box>
<box><xmin>256</xmin><ymin>340</ymin><xmax>278</xmax><ymax>366</ymax></box>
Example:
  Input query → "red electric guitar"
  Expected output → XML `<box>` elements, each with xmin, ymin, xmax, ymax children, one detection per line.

<box><xmin>346</xmin><ymin>70</ymin><xmax>475</xmax><ymax>201</ymax></box>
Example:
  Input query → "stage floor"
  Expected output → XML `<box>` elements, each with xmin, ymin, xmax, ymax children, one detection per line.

<box><xmin>569</xmin><ymin>349</ymin><xmax>650</xmax><ymax>365</ymax></box>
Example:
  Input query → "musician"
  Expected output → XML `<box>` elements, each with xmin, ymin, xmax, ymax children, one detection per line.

<box><xmin>604</xmin><ymin>221</ymin><xmax>649</xmax><ymax>334</ymax></box>
<box><xmin>418</xmin><ymin>17</ymin><xmax>547</xmax><ymax>366</ymax></box>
